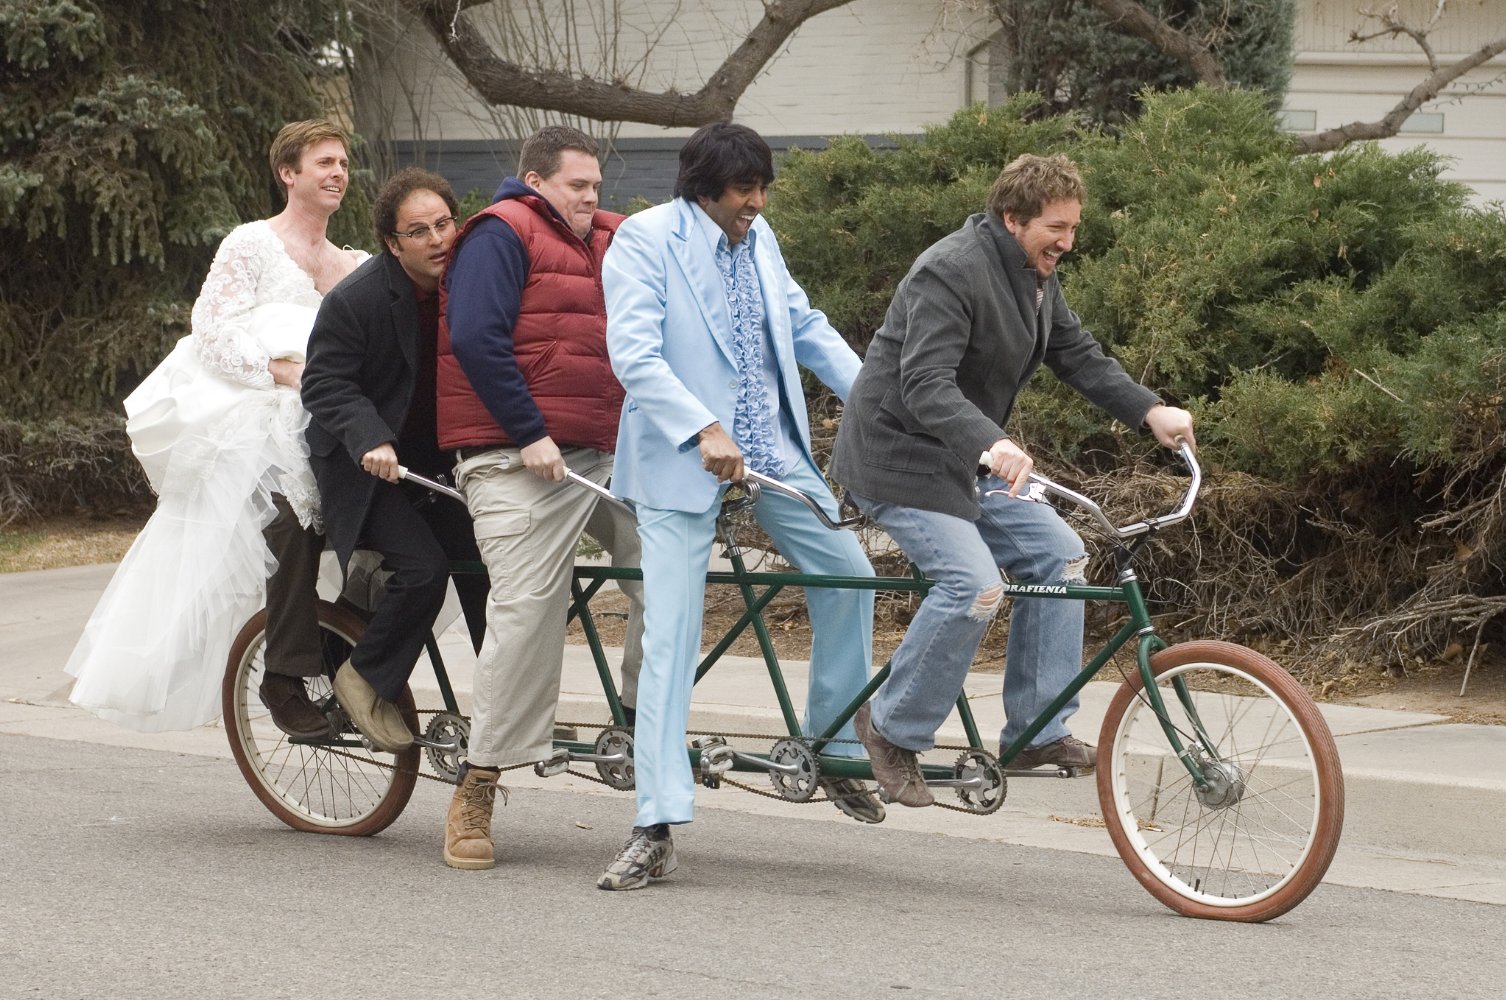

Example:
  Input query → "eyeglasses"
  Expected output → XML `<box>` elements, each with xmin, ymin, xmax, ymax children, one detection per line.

<box><xmin>391</xmin><ymin>216</ymin><xmax>457</xmax><ymax>241</ymax></box>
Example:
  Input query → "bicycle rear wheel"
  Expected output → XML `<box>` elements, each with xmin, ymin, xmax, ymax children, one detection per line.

<box><xmin>223</xmin><ymin>601</ymin><xmax>419</xmax><ymax>836</ymax></box>
<box><xmin>1097</xmin><ymin>640</ymin><xmax>1344</xmax><ymax>922</ymax></box>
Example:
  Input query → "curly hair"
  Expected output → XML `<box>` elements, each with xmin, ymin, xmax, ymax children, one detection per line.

<box><xmin>372</xmin><ymin>167</ymin><xmax>458</xmax><ymax>254</ymax></box>
<box><xmin>985</xmin><ymin>153</ymin><xmax>1085</xmax><ymax>223</ymax></box>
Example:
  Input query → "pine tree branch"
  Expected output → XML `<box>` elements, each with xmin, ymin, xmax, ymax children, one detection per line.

<box><xmin>397</xmin><ymin>0</ymin><xmax>858</xmax><ymax>128</ymax></box>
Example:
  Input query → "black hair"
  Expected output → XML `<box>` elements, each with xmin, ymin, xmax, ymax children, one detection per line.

<box><xmin>673</xmin><ymin>122</ymin><xmax>774</xmax><ymax>203</ymax></box>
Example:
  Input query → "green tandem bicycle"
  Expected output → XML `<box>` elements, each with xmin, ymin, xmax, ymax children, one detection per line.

<box><xmin>220</xmin><ymin>445</ymin><xmax>1344</xmax><ymax>923</ymax></box>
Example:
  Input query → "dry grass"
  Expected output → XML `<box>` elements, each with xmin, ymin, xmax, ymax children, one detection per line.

<box><xmin>0</xmin><ymin>513</ymin><xmax>146</xmax><ymax>573</ymax></box>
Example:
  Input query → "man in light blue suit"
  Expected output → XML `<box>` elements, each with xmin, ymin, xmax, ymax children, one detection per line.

<box><xmin>598</xmin><ymin>123</ymin><xmax>883</xmax><ymax>890</ymax></box>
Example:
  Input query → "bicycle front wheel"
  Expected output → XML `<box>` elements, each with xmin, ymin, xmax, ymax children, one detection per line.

<box><xmin>223</xmin><ymin>601</ymin><xmax>419</xmax><ymax>836</ymax></box>
<box><xmin>1096</xmin><ymin>640</ymin><xmax>1344</xmax><ymax>922</ymax></box>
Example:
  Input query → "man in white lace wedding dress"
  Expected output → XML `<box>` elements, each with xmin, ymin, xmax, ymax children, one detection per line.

<box><xmin>66</xmin><ymin>119</ymin><xmax>367</xmax><ymax>734</ymax></box>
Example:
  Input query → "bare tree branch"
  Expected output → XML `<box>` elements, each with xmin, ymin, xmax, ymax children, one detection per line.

<box><xmin>1350</xmin><ymin>1</ymin><xmax>1451</xmax><ymax>70</ymax></box>
<box><xmin>1079</xmin><ymin>0</ymin><xmax>1228</xmax><ymax>87</ymax></box>
<box><xmin>1297</xmin><ymin>34</ymin><xmax>1506</xmax><ymax>154</ymax></box>
<box><xmin>397</xmin><ymin>0</ymin><xmax>858</xmax><ymax>127</ymax></box>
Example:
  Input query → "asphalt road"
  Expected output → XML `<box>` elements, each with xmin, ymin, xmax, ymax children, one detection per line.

<box><xmin>3</xmin><ymin>733</ymin><xmax>1503</xmax><ymax>1000</ymax></box>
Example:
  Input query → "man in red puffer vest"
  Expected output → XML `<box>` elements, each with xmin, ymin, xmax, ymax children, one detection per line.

<box><xmin>436</xmin><ymin>125</ymin><xmax>643</xmax><ymax>871</ymax></box>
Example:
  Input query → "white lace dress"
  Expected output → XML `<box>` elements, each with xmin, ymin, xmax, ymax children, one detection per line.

<box><xmin>66</xmin><ymin>221</ymin><xmax>363</xmax><ymax>732</ymax></box>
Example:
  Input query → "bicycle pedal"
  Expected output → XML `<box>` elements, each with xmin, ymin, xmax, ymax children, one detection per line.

<box><xmin>691</xmin><ymin>738</ymin><xmax>734</xmax><ymax>786</ymax></box>
<box><xmin>534</xmin><ymin>748</ymin><xmax>571</xmax><ymax>777</ymax></box>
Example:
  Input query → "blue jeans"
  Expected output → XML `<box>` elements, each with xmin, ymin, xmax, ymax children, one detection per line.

<box><xmin>852</xmin><ymin>479</ymin><xmax>1087</xmax><ymax>752</ymax></box>
<box><xmin>633</xmin><ymin>456</ymin><xmax>875</xmax><ymax>827</ymax></box>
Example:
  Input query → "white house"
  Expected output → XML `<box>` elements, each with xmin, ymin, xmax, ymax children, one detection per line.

<box><xmin>352</xmin><ymin>0</ymin><xmax>1506</xmax><ymax>206</ymax></box>
<box><xmin>1284</xmin><ymin>0</ymin><xmax>1506</xmax><ymax>205</ymax></box>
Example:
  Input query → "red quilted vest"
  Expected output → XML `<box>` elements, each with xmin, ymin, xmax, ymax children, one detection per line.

<box><xmin>436</xmin><ymin>194</ymin><xmax>625</xmax><ymax>451</ymax></box>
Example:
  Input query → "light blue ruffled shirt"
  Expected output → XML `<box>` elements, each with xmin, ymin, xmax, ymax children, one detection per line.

<box><xmin>691</xmin><ymin>205</ymin><xmax>800</xmax><ymax>477</ymax></box>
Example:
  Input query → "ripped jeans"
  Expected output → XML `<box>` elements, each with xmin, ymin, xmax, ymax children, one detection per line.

<box><xmin>852</xmin><ymin>478</ymin><xmax>1087</xmax><ymax>752</ymax></box>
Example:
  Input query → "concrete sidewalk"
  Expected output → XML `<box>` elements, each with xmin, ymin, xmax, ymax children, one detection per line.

<box><xmin>4</xmin><ymin>563</ymin><xmax>1504</xmax><ymax>905</ymax></box>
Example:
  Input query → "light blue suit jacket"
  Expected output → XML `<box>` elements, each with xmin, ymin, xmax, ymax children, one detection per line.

<box><xmin>604</xmin><ymin>199</ymin><xmax>860</xmax><ymax>513</ymax></box>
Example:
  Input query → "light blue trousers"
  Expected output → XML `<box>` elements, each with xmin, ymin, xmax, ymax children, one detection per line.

<box><xmin>632</xmin><ymin>457</ymin><xmax>874</xmax><ymax>827</ymax></box>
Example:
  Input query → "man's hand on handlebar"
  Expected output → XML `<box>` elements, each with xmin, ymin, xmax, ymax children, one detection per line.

<box><xmin>361</xmin><ymin>442</ymin><xmax>401</xmax><ymax>483</ymax></box>
<box><xmin>1144</xmin><ymin>403</ymin><xmax>1197</xmax><ymax>452</ymax></box>
<box><xmin>521</xmin><ymin>435</ymin><xmax>566</xmax><ymax>482</ymax></box>
<box><xmin>984</xmin><ymin>437</ymin><xmax>1034</xmax><ymax>497</ymax></box>
<box><xmin>698</xmin><ymin>422</ymin><xmax>745</xmax><ymax>483</ymax></box>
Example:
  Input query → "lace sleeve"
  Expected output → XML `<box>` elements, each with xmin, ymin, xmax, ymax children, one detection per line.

<box><xmin>190</xmin><ymin>226</ymin><xmax>275</xmax><ymax>389</ymax></box>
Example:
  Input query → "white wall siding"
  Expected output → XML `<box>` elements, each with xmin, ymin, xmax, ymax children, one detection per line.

<box><xmin>1287</xmin><ymin>1</ymin><xmax>1506</xmax><ymax>207</ymax></box>
<box><xmin>358</xmin><ymin>0</ymin><xmax>991</xmax><ymax>145</ymax></box>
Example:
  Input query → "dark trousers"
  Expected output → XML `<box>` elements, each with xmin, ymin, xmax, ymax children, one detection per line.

<box><xmin>263</xmin><ymin>494</ymin><xmax>325</xmax><ymax>678</ymax></box>
<box><xmin>350</xmin><ymin>481</ymin><xmax>487</xmax><ymax>703</ymax></box>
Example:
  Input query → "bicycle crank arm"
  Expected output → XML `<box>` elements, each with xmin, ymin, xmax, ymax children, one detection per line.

<box><xmin>924</xmin><ymin>774</ymin><xmax>987</xmax><ymax>791</ymax></box>
<box><xmin>1001</xmin><ymin>765</ymin><xmax>1095</xmax><ymax>778</ymax></box>
<box><xmin>532</xmin><ymin>746</ymin><xmax>633</xmax><ymax>778</ymax></box>
<box><xmin>727</xmin><ymin>750</ymin><xmax>804</xmax><ymax>775</ymax></box>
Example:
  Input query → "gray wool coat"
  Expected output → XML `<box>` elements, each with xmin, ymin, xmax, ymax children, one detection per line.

<box><xmin>831</xmin><ymin>211</ymin><xmax>1161</xmax><ymax>520</ymax></box>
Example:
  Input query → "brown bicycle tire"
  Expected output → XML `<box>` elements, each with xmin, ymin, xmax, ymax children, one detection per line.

<box><xmin>1096</xmin><ymin>640</ymin><xmax>1345</xmax><ymax>922</ymax></box>
<box><xmin>222</xmin><ymin>601</ymin><xmax>419</xmax><ymax>836</ymax></box>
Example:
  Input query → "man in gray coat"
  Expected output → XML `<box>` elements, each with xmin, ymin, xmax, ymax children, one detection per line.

<box><xmin>831</xmin><ymin>153</ymin><xmax>1195</xmax><ymax>807</ymax></box>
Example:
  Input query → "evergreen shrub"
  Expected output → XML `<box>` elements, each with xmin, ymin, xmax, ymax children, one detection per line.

<box><xmin>769</xmin><ymin>88</ymin><xmax>1506</xmax><ymax>670</ymax></box>
<box><xmin>0</xmin><ymin>0</ymin><xmax>372</xmax><ymax>424</ymax></box>
<box><xmin>1</xmin><ymin>0</ymin><xmax>373</xmax><ymax>521</ymax></box>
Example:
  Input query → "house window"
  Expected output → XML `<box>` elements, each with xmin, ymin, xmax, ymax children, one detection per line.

<box><xmin>1399</xmin><ymin>112</ymin><xmax>1445</xmax><ymax>134</ymax></box>
<box><xmin>1276</xmin><ymin>109</ymin><xmax>1317</xmax><ymax>132</ymax></box>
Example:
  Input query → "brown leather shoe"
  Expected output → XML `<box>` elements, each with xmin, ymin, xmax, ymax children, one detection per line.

<box><xmin>854</xmin><ymin>703</ymin><xmax>933</xmax><ymax>808</ymax></box>
<box><xmin>332</xmin><ymin>661</ymin><xmax>412</xmax><ymax>753</ymax></box>
<box><xmin>1006</xmin><ymin>734</ymin><xmax>1096</xmax><ymax>771</ymax></box>
<box><xmin>257</xmin><ymin>672</ymin><xmax>331</xmax><ymax>739</ymax></box>
<box><xmin>444</xmin><ymin>766</ymin><xmax>505</xmax><ymax>870</ymax></box>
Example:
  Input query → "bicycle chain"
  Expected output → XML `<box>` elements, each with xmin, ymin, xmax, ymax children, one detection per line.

<box><xmin>317</xmin><ymin>713</ymin><xmax>997</xmax><ymax>812</ymax></box>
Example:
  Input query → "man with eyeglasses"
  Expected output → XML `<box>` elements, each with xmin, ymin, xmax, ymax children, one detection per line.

<box><xmin>435</xmin><ymin>125</ymin><xmax>644</xmax><ymax>871</ymax></box>
<box><xmin>301</xmin><ymin>168</ymin><xmax>489</xmax><ymax>753</ymax></box>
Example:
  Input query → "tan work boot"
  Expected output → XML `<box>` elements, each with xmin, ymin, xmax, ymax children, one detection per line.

<box><xmin>444</xmin><ymin>765</ymin><xmax>505</xmax><ymax>870</ymax></box>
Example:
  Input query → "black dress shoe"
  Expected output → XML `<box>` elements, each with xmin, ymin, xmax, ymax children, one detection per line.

<box><xmin>258</xmin><ymin>672</ymin><xmax>332</xmax><ymax>739</ymax></box>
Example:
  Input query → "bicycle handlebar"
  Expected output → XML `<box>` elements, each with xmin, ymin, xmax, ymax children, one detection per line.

<box><xmin>398</xmin><ymin>465</ymin><xmax>638</xmax><ymax>518</ymax></box>
<box><xmin>400</xmin><ymin>463</ymin><xmax>867</xmax><ymax>532</ymax></box>
<box><xmin>980</xmin><ymin>441</ymin><xmax>1201</xmax><ymax>541</ymax></box>
<box><xmin>740</xmin><ymin>470</ymin><xmax>867</xmax><ymax>531</ymax></box>
<box><xmin>563</xmin><ymin>470</ymin><xmax>637</xmax><ymax>516</ymax></box>
<box><xmin>398</xmin><ymin>466</ymin><xmax>465</xmax><ymax>503</ymax></box>
<box><xmin>407</xmin><ymin>442</ymin><xmax>1200</xmax><ymax>543</ymax></box>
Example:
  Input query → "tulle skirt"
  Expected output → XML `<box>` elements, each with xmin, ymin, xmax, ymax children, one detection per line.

<box><xmin>66</xmin><ymin>389</ymin><xmax>313</xmax><ymax>731</ymax></box>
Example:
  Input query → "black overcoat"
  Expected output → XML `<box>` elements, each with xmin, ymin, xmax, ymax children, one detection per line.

<box><xmin>302</xmin><ymin>252</ymin><xmax>426</xmax><ymax>569</ymax></box>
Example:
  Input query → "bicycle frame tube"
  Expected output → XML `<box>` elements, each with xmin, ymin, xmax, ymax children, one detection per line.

<box><xmin>569</xmin><ymin>576</ymin><xmax>630</xmax><ymax>726</ymax></box>
<box><xmin>565</xmin><ymin>549</ymin><xmax>1213</xmax><ymax>788</ymax></box>
<box><xmin>425</xmin><ymin>634</ymin><xmax>462</xmax><ymax>715</ymax></box>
